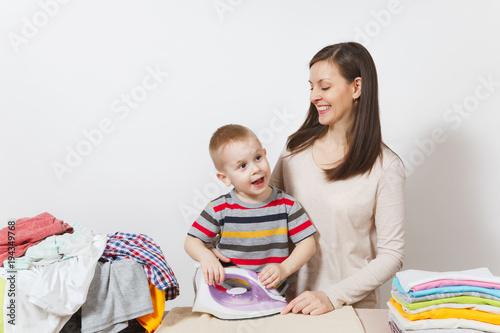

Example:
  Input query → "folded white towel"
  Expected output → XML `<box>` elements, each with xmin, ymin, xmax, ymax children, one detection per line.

<box><xmin>396</xmin><ymin>268</ymin><xmax>500</xmax><ymax>292</ymax></box>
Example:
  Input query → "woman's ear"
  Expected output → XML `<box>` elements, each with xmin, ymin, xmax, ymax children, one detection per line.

<box><xmin>216</xmin><ymin>172</ymin><xmax>232</xmax><ymax>187</ymax></box>
<box><xmin>352</xmin><ymin>77</ymin><xmax>362</xmax><ymax>100</ymax></box>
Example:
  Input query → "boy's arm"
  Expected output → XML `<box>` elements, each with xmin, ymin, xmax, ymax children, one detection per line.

<box><xmin>259</xmin><ymin>236</ymin><xmax>316</xmax><ymax>288</ymax></box>
<box><xmin>184</xmin><ymin>235</ymin><xmax>225</xmax><ymax>285</ymax></box>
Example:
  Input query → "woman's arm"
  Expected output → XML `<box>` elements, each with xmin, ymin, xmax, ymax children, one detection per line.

<box><xmin>324</xmin><ymin>158</ymin><xmax>405</xmax><ymax>308</ymax></box>
<box><xmin>269</xmin><ymin>148</ymin><xmax>285</xmax><ymax>190</ymax></box>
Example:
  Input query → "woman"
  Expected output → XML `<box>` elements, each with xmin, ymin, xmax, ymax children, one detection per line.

<box><xmin>270</xmin><ymin>42</ymin><xmax>405</xmax><ymax>315</ymax></box>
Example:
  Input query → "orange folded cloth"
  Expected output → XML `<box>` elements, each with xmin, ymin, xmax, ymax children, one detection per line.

<box><xmin>137</xmin><ymin>282</ymin><xmax>166</xmax><ymax>332</ymax></box>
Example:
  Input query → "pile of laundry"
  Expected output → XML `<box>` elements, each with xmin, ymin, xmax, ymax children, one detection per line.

<box><xmin>388</xmin><ymin>268</ymin><xmax>500</xmax><ymax>333</ymax></box>
<box><xmin>0</xmin><ymin>212</ymin><xmax>179</xmax><ymax>333</ymax></box>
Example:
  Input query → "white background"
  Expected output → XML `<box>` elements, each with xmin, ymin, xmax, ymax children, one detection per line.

<box><xmin>1</xmin><ymin>0</ymin><xmax>499</xmax><ymax>310</ymax></box>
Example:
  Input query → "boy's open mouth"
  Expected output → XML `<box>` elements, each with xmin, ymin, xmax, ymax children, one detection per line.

<box><xmin>251</xmin><ymin>177</ymin><xmax>264</xmax><ymax>186</ymax></box>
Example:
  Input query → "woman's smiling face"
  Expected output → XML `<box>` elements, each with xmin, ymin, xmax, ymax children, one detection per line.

<box><xmin>309</xmin><ymin>60</ymin><xmax>359</xmax><ymax>129</ymax></box>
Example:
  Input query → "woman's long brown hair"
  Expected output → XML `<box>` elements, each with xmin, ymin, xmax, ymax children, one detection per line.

<box><xmin>287</xmin><ymin>42</ymin><xmax>383</xmax><ymax>181</ymax></box>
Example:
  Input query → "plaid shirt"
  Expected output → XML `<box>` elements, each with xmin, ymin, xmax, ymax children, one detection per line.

<box><xmin>101</xmin><ymin>232</ymin><xmax>179</xmax><ymax>301</ymax></box>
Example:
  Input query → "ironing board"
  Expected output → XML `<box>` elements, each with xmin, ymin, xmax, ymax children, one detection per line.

<box><xmin>156</xmin><ymin>306</ymin><xmax>367</xmax><ymax>333</ymax></box>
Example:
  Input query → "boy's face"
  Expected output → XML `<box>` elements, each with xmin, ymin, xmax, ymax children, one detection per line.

<box><xmin>216</xmin><ymin>136</ymin><xmax>272</xmax><ymax>203</ymax></box>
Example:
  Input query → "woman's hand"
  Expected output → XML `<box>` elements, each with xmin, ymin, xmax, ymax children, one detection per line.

<box><xmin>281</xmin><ymin>291</ymin><xmax>334</xmax><ymax>315</ymax></box>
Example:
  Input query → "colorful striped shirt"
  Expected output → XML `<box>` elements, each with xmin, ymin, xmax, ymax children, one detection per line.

<box><xmin>188</xmin><ymin>186</ymin><xmax>316</xmax><ymax>272</ymax></box>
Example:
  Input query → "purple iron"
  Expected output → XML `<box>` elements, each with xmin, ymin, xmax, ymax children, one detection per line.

<box><xmin>192</xmin><ymin>266</ymin><xmax>288</xmax><ymax>320</ymax></box>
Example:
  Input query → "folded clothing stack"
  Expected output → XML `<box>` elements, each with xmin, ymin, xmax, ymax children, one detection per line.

<box><xmin>388</xmin><ymin>268</ymin><xmax>500</xmax><ymax>333</ymax></box>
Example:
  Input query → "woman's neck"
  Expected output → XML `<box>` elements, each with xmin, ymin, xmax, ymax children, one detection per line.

<box><xmin>313</xmin><ymin>131</ymin><xmax>346</xmax><ymax>168</ymax></box>
<box><xmin>324</xmin><ymin>107</ymin><xmax>355</xmax><ymax>146</ymax></box>
<box><xmin>322</xmin><ymin>122</ymin><xmax>349</xmax><ymax>149</ymax></box>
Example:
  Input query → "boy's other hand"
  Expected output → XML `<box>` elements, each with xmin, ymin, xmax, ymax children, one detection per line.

<box><xmin>200</xmin><ymin>255</ymin><xmax>225</xmax><ymax>285</ymax></box>
<box><xmin>258</xmin><ymin>264</ymin><xmax>286</xmax><ymax>288</ymax></box>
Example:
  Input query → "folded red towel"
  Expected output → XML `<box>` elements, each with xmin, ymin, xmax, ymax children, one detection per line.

<box><xmin>0</xmin><ymin>212</ymin><xmax>74</xmax><ymax>265</ymax></box>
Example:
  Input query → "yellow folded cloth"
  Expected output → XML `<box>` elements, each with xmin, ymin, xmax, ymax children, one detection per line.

<box><xmin>390</xmin><ymin>297</ymin><xmax>500</xmax><ymax>325</ymax></box>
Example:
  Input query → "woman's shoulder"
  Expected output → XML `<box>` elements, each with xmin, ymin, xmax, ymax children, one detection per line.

<box><xmin>277</xmin><ymin>144</ymin><xmax>311</xmax><ymax>161</ymax></box>
<box><xmin>377</xmin><ymin>144</ymin><xmax>405</xmax><ymax>173</ymax></box>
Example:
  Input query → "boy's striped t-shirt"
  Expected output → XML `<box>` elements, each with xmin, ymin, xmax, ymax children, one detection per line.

<box><xmin>188</xmin><ymin>186</ymin><xmax>316</xmax><ymax>272</ymax></box>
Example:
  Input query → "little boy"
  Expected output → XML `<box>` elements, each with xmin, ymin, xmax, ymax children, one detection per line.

<box><xmin>184</xmin><ymin>124</ymin><xmax>316</xmax><ymax>291</ymax></box>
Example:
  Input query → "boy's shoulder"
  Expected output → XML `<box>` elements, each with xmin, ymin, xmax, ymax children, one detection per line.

<box><xmin>207</xmin><ymin>187</ymin><xmax>298</xmax><ymax>209</ymax></box>
<box><xmin>272</xmin><ymin>186</ymin><xmax>298</xmax><ymax>205</ymax></box>
<box><xmin>208</xmin><ymin>191</ymin><xmax>232</xmax><ymax>206</ymax></box>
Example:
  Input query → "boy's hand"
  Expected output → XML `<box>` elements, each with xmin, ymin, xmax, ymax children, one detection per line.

<box><xmin>258</xmin><ymin>264</ymin><xmax>286</xmax><ymax>288</ymax></box>
<box><xmin>200</xmin><ymin>255</ymin><xmax>225</xmax><ymax>285</ymax></box>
